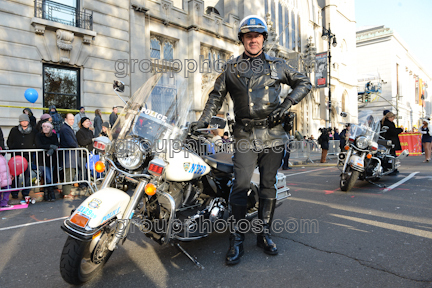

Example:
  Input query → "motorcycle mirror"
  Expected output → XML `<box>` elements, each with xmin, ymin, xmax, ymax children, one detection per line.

<box><xmin>113</xmin><ymin>80</ymin><xmax>125</xmax><ymax>92</ymax></box>
<box><xmin>210</xmin><ymin>116</ymin><xmax>226</xmax><ymax>129</ymax></box>
<box><xmin>340</xmin><ymin>112</ymin><xmax>348</xmax><ymax>117</ymax></box>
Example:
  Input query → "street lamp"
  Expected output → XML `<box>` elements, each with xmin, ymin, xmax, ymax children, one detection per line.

<box><xmin>321</xmin><ymin>24</ymin><xmax>337</xmax><ymax>127</ymax></box>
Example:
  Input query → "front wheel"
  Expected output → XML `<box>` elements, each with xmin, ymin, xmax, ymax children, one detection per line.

<box><xmin>340</xmin><ymin>168</ymin><xmax>359</xmax><ymax>192</ymax></box>
<box><xmin>60</xmin><ymin>226</ymin><xmax>115</xmax><ymax>285</ymax></box>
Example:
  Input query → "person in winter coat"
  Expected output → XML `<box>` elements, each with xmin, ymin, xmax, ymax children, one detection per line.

<box><xmin>23</xmin><ymin>108</ymin><xmax>36</xmax><ymax>128</ymax></box>
<box><xmin>0</xmin><ymin>127</ymin><xmax>4</xmax><ymax>150</ymax></box>
<box><xmin>35</xmin><ymin>114</ymin><xmax>54</xmax><ymax>134</ymax></box>
<box><xmin>7</xmin><ymin>114</ymin><xmax>36</xmax><ymax>199</ymax></box>
<box><xmin>100</xmin><ymin>122</ymin><xmax>112</xmax><ymax>140</ymax></box>
<box><xmin>93</xmin><ymin>109</ymin><xmax>103</xmax><ymax>138</ymax></box>
<box><xmin>0</xmin><ymin>152</ymin><xmax>13</xmax><ymax>208</ymax></box>
<box><xmin>420</xmin><ymin>120</ymin><xmax>432</xmax><ymax>162</ymax></box>
<box><xmin>109</xmin><ymin>106</ymin><xmax>118</xmax><ymax>127</ymax></box>
<box><xmin>319</xmin><ymin>128</ymin><xmax>330</xmax><ymax>163</ymax></box>
<box><xmin>76</xmin><ymin>117</ymin><xmax>94</xmax><ymax>189</ymax></box>
<box><xmin>339</xmin><ymin>124</ymin><xmax>351</xmax><ymax>151</ymax></box>
<box><xmin>60</xmin><ymin>113</ymin><xmax>79</xmax><ymax>197</ymax></box>
<box><xmin>35</xmin><ymin>121</ymin><xmax>59</xmax><ymax>201</ymax></box>
<box><xmin>76</xmin><ymin>117</ymin><xmax>94</xmax><ymax>151</ymax></box>
<box><xmin>381</xmin><ymin>112</ymin><xmax>403</xmax><ymax>174</ymax></box>
<box><xmin>73</xmin><ymin>107</ymin><xmax>87</xmax><ymax>132</ymax></box>
<box><xmin>49</xmin><ymin>105</ymin><xmax>63</xmax><ymax>137</ymax></box>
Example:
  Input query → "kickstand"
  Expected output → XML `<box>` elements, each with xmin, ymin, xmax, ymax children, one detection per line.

<box><xmin>367</xmin><ymin>180</ymin><xmax>386</xmax><ymax>188</ymax></box>
<box><xmin>175</xmin><ymin>243</ymin><xmax>205</xmax><ymax>269</ymax></box>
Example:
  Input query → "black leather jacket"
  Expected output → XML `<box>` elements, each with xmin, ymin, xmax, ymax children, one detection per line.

<box><xmin>199</xmin><ymin>52</ymin><xmax>312</xmax><ymax>148</ymax></box>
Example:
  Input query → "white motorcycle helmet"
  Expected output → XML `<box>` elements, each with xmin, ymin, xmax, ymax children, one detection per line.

<box><xmin>238</xmin><ymin>15</ymin><xmax>268</xmax><ymax>42</ymax></box>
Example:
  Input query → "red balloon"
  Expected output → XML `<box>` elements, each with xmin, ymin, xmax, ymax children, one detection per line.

<box><xmin>8</xmin><ymin>156</ymin><xmax>28</xmax><ymax>176</ymax></box>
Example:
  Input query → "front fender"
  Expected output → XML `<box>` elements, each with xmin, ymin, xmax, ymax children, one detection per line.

<box><xmin>69</xmin><ymin>188</ymin><xmax>131</xmax><ymax>229</ymax></box>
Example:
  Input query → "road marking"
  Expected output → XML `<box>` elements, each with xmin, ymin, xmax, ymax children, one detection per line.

<box><xmin>330</xmin><ymin>213</ymin><xmax>432</xmax><ymax>239</ymax></box>
<box><xmin>285</xmin><ymin>166</ymin><xmax>335</xmax><ymax>177</ymax></box>
<box><xmin>382</xmin><ymin>172</ymin><xmax>420</xmax><ymax>193</ymax></box>
<box><xmin>0</xmin><ymin>216</ymin><xmax>68</xmax><ymax>231</ymax></box>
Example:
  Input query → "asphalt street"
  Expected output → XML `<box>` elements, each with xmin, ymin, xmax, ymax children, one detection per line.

<box><xmin>0</xmin><ymin>156</ymin><xmax>431</xmax><ymax>288</ymax></box>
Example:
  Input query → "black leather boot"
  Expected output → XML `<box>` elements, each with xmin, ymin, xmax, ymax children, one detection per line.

<box><xmin>257</xmin><ymin>198</ymin><xmax>278</xmax><ymax>255</ymax></box>
<box><xmin>49</xmin><ymin>187</ymin><xmax>56</xmax><ymax>202</ymax></box>
<box><xmin>225</xmin><ymin>204</ymin><xmax>247</xmax><ymax>265</ymax></box>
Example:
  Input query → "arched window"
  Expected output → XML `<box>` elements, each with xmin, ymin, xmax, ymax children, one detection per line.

<box><xmin>291</xmin><ymin>11</ymin><xmax>296</xmax><ymax>51</ymax></box>
<box><xmin>342</xmin><ymin>91</ymin><xmax>348</xmax><ymax>113</ymax></box>
<box><xmin>340</xmin><ymin>40</ymin><xmax>347</xmax><ymax>64</ymax></box>
<box><xmin>278</xmin><ymin>2</ymin><xmax>283</xmax><ymax>45</ymax></box>
<box><xmin>150</xmin><ymin>38</ymin><xmax>161</xmax><ymax>59</ymax></box>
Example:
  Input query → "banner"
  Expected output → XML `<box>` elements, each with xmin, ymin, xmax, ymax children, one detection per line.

<box><xmin>396</xmin><ymin>132</ymin><xmax>422</xmax><ymax>156</ymax></box>
<box><xmin>315</xmin><ymin>52</ymin><xmax>328</xmax><ymax>88</ymax></box>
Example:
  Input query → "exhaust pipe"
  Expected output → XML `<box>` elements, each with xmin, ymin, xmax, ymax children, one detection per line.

<box><xmin>397</xmin><ymin>149</ymin><xmax>409</xmax><ymax>160</ymax></box>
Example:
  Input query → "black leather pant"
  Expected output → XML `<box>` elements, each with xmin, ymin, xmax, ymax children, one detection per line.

<box><xmin>230</xmin><ymin>146</ymin><xmax>284</xmax><ymax>206</ymax></box>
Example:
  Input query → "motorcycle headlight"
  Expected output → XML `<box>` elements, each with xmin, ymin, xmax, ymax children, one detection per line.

<box><xmin>355</xmin><ymin>136</ymin><xmax>369</xmax><ymax>149</ymax></box>
<box><xmin>117</xmin><ymin>140</ymin><xmax>144</xmax><ymax>170</ymax></box>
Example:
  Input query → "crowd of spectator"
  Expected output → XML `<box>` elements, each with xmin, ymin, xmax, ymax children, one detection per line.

<box><xmin>0</xmin><ymin>106</ymin><xmax>118</xmax><ymax>207</ymax></box>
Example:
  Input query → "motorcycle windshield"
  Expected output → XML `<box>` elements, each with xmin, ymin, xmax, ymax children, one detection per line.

<box><xmin>111</xmin><ymin>72</ymin><xmax>192</xmax><ymax>150</ymax></box>
<box><xmin>350</xmin><ymin>110</ymin><xmax>380</xmax><ymax>143</ymax></box>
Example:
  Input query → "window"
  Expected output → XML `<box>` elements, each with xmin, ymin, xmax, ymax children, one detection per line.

<box><xmin>297</xmin><ymin>15</ymin><xmax>301</xmax><ymax>52</ymax></box>
<box><xmin>150</xmin><ymin>38</ymin><xmax>161</xmax><ymax>59</ymax></box>
<box><xmin>291</xmin><ymin>11</ymin><xmax>296</xmax><ymax>51</ymax></box>
<box><xmin>163</xmin><ymin>42</ymin><xmax>173</xmax><ymax>61</ymax></box>
<box><xmin>278</xmin><ymin>3</ymin><xmax>283</xmax><ymax>46</ymax></box>
<box><xmin>34</xmin><ymin>0</ymin><xmax>93</xmax><ymax>30</ymax></box>
<box><xmin>271</xmin><ymin>0</ymin><xmax>276</xmax><ymax>27</ymax></box>
<box><xmin>285</xmin><ymin>7</ymin><xmax>289</xmax><ymax>48</ymax></box>
<box><xmin>43</xmin><ymin>64</ymin><xmax>80</xmax><ymax>110</ymax></box>
<box><xmin>151</xmin><ymin>36</ymin><xmax>176</xmax><ymax>61</ymax></box>
<box><xmin>150</xmin><ymin>74</ymin><xmax>176</xmax><ymax>116</ymax></box>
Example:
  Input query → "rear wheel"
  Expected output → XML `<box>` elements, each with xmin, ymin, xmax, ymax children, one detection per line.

<box><xmin>340</xmin><ymin>167</ymin><xmax>359</xmax><ymax>192</ymax></box>
<box><xmin>60</xmin><ymin>225</ymin><xmax>115</xmax><ymax>285</ymax></box>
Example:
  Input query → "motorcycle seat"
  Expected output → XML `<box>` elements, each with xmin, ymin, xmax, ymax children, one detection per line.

<box><xmin>203</xmin><ymin>152</ymin><xmax>234</xmax><ymax>174</ymax></box>
<box><xmin>378</xmin><ymin>145</ymin><xmax>387</xmax><ymax>152</ymax></box>
<box><xmin>378</xmin><ymin>139</ymin><xmax>392</xmax><ymax>148</ymax></box>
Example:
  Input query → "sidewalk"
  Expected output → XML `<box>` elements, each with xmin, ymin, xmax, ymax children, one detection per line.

<box><xmin>7</xmin><ymin>185</ymin><xmax>88</xmax><ymax>205</ymax></box>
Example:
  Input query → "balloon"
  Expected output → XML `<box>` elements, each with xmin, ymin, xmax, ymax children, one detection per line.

<box><xmin>8</xmin><ymin>156</ymin><xmax>28</xmax><ymax>176</ymax></box>
<box><xmin>24</xmin><ymin>88</ymin><xmax>38</xmax><ymax>103</ymax></box>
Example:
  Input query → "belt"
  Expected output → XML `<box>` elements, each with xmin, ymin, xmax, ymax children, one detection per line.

<box><xmin>240</xmin><ymin>118</ymin><xmax>268</xmax><ymax>132</ymax></box>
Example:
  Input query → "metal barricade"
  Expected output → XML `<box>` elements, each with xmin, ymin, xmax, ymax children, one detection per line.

<box><xmin>328</xmin><ymin>140</ymin><xmax>341</xmax><ymax>157</ymax></box>
<box><xmin>0</xmin><ymin>148</ymin><xmax>97</xmax><ymax>194</ymax></box>
<box><xmin>287</xmin><ymin>140</ymin><xmax>315</xmax><ymax>163</ymax></box>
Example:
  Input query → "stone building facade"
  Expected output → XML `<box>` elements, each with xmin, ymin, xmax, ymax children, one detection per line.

<box><xmin>0</xmin><ymin>0</ymin><xmax>357</xmax><ymax>139</ymax></box>
<box><xmin>356</xmin><ymin>25</ymin><xmax>431</xmax><ymax>129</ymax></box>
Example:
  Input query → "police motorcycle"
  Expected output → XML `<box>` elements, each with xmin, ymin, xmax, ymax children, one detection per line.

<box><xmin>338</xmin><ymin>111</ymin><xmax>408</xmax><ymax>192</ymax></box>
<box><xmin>59</xmin><ymin>72</ymin><xmax>290</xmax><ymax>285</ymax></box>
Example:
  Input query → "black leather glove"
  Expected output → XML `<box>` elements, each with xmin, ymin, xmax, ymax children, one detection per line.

<box><xmin>189</xmin><ymin>121</ymin><xmax>207</xmax><ymax>134</ymax></box>
<box><xmin>268</xmin><ymin>100</ymin><xmax>292</xmax><ymax>128</ymax></box>
<box><xmin>49</xmin><ymin>145</ymin><xmax>59</xmax><ymax>150</ymax></box>
<box><xmin>47</xmin><ymin>148</ymin><xmax>55</xmax><ymax>157</ymax></box>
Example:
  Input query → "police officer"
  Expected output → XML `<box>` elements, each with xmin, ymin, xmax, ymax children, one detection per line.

<box><xmin>190</xmin><ymin>15</ymin><xmax>311</xmax><ymax>265</ymax></box>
